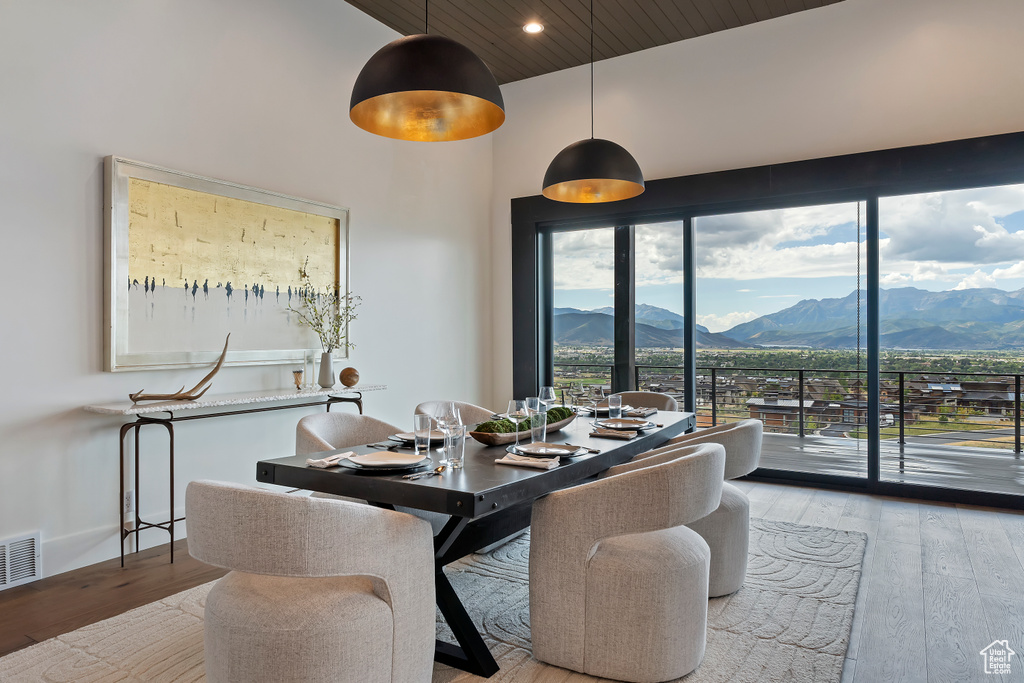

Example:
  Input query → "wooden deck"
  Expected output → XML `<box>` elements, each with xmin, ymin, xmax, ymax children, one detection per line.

<box><xmin>760</xmin><ymin>433</ymin><xmax>1024</xmax><ymax>496</ymax></box>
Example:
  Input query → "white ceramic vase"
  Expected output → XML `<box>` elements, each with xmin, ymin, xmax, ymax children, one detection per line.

<box><xmin>317</xmin><ymin>352</ymin><xmax>335</xmax><ymax>389</ymax></box>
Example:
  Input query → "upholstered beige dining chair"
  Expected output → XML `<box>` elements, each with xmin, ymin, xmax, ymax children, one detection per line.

<box><xmin>610</xmin><ymin>390</ymin><xmax>679</xmax><ymax>412</ymax></box>
<box><xmin>530</xmin><ymin>442</ymin><xmax>725</xmax><ymax>682</ymax></box>
<box><xmin>295</xmin><ymin>412</ymin><xmax>448</xmax><ymax>533</ymax></box>
<box><xmin>186</xmin><ymin>480</ymin><xmax>435</xmax><ymax>683</ymax></box>
<box><xmin>414</xmin><ymin>400</ymin><xmax>494</xmax><ymax>425</ymax></box>
<box><xmin>649</xmin><ymin>418</ymin><xmax>763</xmax><ymax>597</ymax></box>
<box><xmin>296</xmin><ymin>412</ymin><xmax>400</xmax><ymax>456</ymax></box>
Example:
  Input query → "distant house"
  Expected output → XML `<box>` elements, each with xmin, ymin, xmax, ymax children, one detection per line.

<box><xmin>815</xmin><ymin>400</ymin><xmax>901</xmax><ymax>427</ymax></box>
<box><xmin>958</xmin><ymin>380</ymin><xmax>1019</xmax><ymax>416</ymax></box>
<box><xmin>746</xmin><ymin>397</ymin><xmax>814</xmax><ymax>432</ymax></box>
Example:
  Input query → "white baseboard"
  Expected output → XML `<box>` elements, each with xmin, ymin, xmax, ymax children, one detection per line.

<box><xmin>41</xmin><ymin>506</ymin><xmax>188</xmax><ymax>578</ymax></box>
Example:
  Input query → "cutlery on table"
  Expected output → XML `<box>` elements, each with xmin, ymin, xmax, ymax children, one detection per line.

<box><xmin>564</xmin><ymin>442</ymin><xmax>600</xmax><ymax>454</ymax></box>
<box><xmin>403</xmin><ymin>465</ymin><xmax>446</xmax><ymax>480</ymax></box>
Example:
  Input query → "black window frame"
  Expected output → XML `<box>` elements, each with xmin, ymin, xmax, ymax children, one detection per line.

<box><xmin>511</xmin><ymin>130</ymin><xmax>1024</xmax><ymax>510</ymax></box>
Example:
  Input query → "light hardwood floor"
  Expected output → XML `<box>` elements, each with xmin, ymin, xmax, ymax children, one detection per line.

<box><xmin>2</xmin><ymin>483</ymin><xmax>1023</xmax><ymax>682</ymax></box>
<box><xmin>734</xmin><ymin>480</ymin><xmax>1024</xmax><ymax>683</ymax></box>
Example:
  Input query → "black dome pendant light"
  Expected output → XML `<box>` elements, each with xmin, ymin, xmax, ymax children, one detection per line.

<box><xmin>349</xmin><ymin>1</ymin><xmax>505</xmax><ymax>142</ymax></box>
<box><xmin>542</xmin><ymin>0</ymin><xmax>644</xmax><ymax>203</ymax></box>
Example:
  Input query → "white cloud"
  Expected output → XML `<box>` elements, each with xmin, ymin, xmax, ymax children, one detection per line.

<box><xmin>551</xmin><ymin>229</ymin><xmax>616</xmax><ymax>290</ymax></box>
<box><xmin>552</xmin><ymin>184</ymin><xmax>1024</xmax><ymax>291</ymax></box>
<box><xmin>698</xmin><ymin>310</ymin><xmax>760</xmax><ymax>332</ymax></box>
<box><xmin>992</xmin><ymin>262</ymin><xmax>1024</xmax><ymax>279</ymax></box>
<box><xmin>953</xmin><ymin>270</ymin><xmax>998</xmax><ymax>290</ymax></box>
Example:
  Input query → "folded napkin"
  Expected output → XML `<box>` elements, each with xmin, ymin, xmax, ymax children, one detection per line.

<box><xmin>306</xmin><ymin>451</ymin><xmax>356</xmax><ymax>468</ymax></box>
<box><xmin>495</xmin><ymin>454</ymin><xmax>560</xmax><ymax>470</ymax></box>
<box><xmin>625</xmin><ymin>407</ymin><xmax>658</xmax><ymax>418</ymax></box>
<box><xmin>590</xmin><ymin>428</ymin><xmax>637</xmax><ymax>440</ymax></box>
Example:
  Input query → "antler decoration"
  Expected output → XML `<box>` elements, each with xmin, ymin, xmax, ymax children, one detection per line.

<box><xmin>129</xmin><ymin>335</ymin><xmax>231</xmax><ymax>403</ymax></box>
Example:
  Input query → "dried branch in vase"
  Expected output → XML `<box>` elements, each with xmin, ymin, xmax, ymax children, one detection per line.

<box><xmin>287</xmin><ymin>258</ymin><xmax>360</xmax><ymax>354</ymax></box>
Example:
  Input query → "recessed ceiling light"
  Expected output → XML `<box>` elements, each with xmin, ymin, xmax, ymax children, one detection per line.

<box><xmin>523</xmin><ymin>22</ymin><xmax>544</xmax><ymax>34</ymax></box>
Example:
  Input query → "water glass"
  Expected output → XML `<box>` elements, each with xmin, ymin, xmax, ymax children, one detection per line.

<box><xmin>413</xmin><ymin>413</ymin><xmax>432</xmax><ymax>456</ymax></box>
<box><xmin>608</xmin><ymin>394</ymin><xmax>623</xmax><ymax>419</ymax></box>
<box><xmin>446</xmin><ymin>425</ymin><xmax>466</xmax><ymax>469</ymax></box>
<box><xmin>530</xmin><ymin>409</ymin><xmax>547</xmax><ymax>443</ymax></box>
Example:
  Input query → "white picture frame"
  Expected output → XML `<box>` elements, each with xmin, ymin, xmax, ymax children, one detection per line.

<box><xmin>104</xmin><ymin>156</ymin><xmax>350</xmax><ymax>371</ymax></box>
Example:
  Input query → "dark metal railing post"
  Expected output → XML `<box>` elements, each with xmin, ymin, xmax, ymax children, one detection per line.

<box><xmin>1016</xmin><ymin>374</ymin><xmax>1021</xmax><ymax>457</ymax></box>
<box><xmin>798</xmin><ymin>369</ymin><xmax>805</xmax><ymax>437</ymax></box>
<box><xmin>710</xmin><ymin>368</ymin><xmax>718</xmax><ymax>427</ymax></box>
<box><xmin>635</xmin><ymin>365</ymin><xmax>641</xmax><ymax>391</ymax></box>
<box><xmin>899</xmin><ymin>372</ymin><xmax>905</xmax><ymax>446</ymax></box>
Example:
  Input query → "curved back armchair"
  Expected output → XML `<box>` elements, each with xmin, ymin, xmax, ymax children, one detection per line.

<box><xmin>611</xmin><ymin>390</ymin><xmax>678</xmax><ymax>412</ymax></box>
<box><xmin>294</xmin><ymin>412</ymin><xmax>447</xmax><ymax>534</ymax></box>
<box><xmin>666</xmin><ymin>418</ymin><xmax>762</xmax><ymax>479</ymax></box>
<box><xmin>530</xmin><ymin>442</ymin><xmax>725</xmax><ymax>681</ymax></box>
<box><xmin>296</xmin><ymin>412</ymin><xmax>400</xmax><ymax>455</ymax></box>
<box><xmin>414</xmin><ymin>400</ymin><xmax>494</xmax><ymax>426</ymax></box>
<box><xmin>653</xmin><ymin>419</ymin><xmax>764</xmax><ymax>596</ymax></box>
<box><xmin>187</xmin><ymin>480</ymin><xmax>435</xmax><ymax>683</ymax></box>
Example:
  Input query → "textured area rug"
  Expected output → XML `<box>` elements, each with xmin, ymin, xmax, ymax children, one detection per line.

<box><xmin>0</xmin><ymin>519</ymin><xmax>865</xmax><ymax>682</ymax></box>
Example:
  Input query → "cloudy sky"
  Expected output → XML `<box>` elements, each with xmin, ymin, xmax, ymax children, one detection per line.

<box><xmin>552</xmin><ymin>183</ymin><xmax>1024</xmax><ymax>332</ymax></box>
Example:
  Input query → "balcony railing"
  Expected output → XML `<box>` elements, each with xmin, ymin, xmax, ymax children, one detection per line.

<box><xmin>553</xmin><ymin>362</ymin><xmax>1023</xmax><ymax>456</ymax></box>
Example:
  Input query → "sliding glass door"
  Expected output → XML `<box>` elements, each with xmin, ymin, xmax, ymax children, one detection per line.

<box><xmin>694</xmin><ymin>202</ymin><xmax>869</xmax><ymax>478</ymax></box>
<box><xmin>878</xmin><ymin>183</ymin><xmax>1024</xmax><ymax>495</ymax></box>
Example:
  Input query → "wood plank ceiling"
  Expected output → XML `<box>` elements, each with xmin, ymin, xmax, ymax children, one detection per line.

<box><xmin>344</xmin><ymin>0</ymin><xmax>844</xmax><ymax>84</ymax></box>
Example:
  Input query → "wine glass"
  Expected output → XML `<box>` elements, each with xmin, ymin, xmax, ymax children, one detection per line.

<box><xmin>507</xmin><ymin>399</ymin><xmax>529</xmax><ymax>448</ymax></box>
<box><xmin>568</xmin><ymin>381</ymin><xmax>584</xmax><ymax>409</ymax></box>
<box><xmin>539</xmin><ymin>385</ymin><xmax>557</xmax><ymax>412</ymax></box>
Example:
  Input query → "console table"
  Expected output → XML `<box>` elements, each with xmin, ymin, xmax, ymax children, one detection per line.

<box><xmin>85</xmin><ymin>385</ymin><xmax>386</xmax><ymax>566</ymax></box>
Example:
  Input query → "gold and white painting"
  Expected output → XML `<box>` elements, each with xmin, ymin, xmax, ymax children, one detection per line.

<box><xmin>105</xmin><ymin>157</ymin><xmax>348</xmax><ymax>371</ymax></box>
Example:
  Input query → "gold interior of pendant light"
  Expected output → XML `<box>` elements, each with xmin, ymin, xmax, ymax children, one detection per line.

<box><xmin>350</xmin><ymin>90</ymin><xmax>505</xmax><ymax>142</ymax></box>
<box><xmin>542</xmin><ymin>177</ymin><xmax>644</xmax><ymax>203</ymax></box>
<box><xmin>349</xmin><ymin>2</ymin><xmax>505</xmax><ymax>142</ymax></box>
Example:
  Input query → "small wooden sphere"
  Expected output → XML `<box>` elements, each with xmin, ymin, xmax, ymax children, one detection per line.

<box><xmin>340</xmin><ymin>367</ymin><xmax>360</xmax><ymax>387</ymax></box>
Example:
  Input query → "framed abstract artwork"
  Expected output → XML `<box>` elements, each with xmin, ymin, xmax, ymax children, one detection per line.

<box><xmin>104</xmin><ymin>156</ymin><xmax>349</xmax><ymax>371</ymax></box>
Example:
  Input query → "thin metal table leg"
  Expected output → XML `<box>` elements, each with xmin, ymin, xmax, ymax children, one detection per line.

<box><xmin>118</xmin><ymin>422</ymin><xmax>133</xmax><ymax>568</ymax></box>
<box><xmin>165</xmin><ymin>421</ymin><xmax>175</xmax><ymax>564</ymax></box>
<box><xmin>134</xmin><ymin>424</ymin><xmax>141</xmax><ymax>555</ymax></box>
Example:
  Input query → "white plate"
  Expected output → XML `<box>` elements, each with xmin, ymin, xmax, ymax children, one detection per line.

<box><xmin>585</xmin><ymin>404</ymin><xmax>633</xmax><ymax>414</ymax></box>
<box><xmin>348</xmin><ymin>452</ymin><xmax>429</xmax><ymax>467</ymax></box>
<box><xmin>390</xmin><ymin>431</ymin><xmax>445</xmax><ymax>443</ymax></box>
<box><xmin>594</xmin><ymin>418</ymin><xmax>654</xmax><ymax>431</ymax></box>
<box><xmin>512</xmin><ymin>443</ymin><xmax>583</xmax><ymax>457</ymax></box>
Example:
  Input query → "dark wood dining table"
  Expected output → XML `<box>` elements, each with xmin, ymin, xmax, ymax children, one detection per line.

<box><xmin>256</xmin><ymin>410</ymin><xmax>695</xmax><ymax>678</ymax></box>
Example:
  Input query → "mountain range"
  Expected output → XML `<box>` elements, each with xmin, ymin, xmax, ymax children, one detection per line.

<box><xmin>721</xmin><ymin>287</ymin><xmax>1024</xmax><ymax>350</ymax></box>
<box><xmin>553</xmin><ymin>305</ymin><xmax>745</xmax><ymax>348</ymax></box>
<box><xmin>554</xmin><ymin>287</ymin><xmax>1024</xmax><ymax>350</ymax></box>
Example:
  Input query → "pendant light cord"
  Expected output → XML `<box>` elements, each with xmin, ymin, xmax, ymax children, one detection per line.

<box><xmin>425</xmin><ymin>0</ymin><xmax>429</xmax><ymax>34</ymax></box>
<box><xmin>590</xmin><ymin>0</ymin><xmax>595</xmax><ymax>139</ymax></box>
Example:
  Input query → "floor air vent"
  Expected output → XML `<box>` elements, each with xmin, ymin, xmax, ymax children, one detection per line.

<box><xmin>0</xmin><ymin>533</ymin><xmax>41</xmax><ymax>590</ymax></box>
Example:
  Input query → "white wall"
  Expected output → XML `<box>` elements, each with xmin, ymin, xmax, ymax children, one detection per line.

<box><xmin>488</xmin><ymin>0</ymin><xmax>1024</xmax><ymax>405</ymax></box>
<box><xmin>0</xmin><ymin>0</ymin><xmax>494</xmax><ymax>576</ymax></box>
